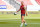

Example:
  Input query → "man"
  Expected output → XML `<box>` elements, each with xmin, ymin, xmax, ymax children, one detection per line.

<box><xmin>16</xmin><ymin>1</ymin><xmax>28</xmax><ymax>27</ymax></box>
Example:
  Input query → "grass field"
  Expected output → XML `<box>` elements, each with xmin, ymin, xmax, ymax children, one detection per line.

<box><xmin>0</xmin><ymin>14</ymin><xmax>40</xmax><ymax>27</ymax></box>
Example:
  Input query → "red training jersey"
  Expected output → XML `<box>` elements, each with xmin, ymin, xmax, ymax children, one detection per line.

<box><xmin>20</xmin><ymin>5</ymin><xmax>25</xmax><ymax>14</ymax></box>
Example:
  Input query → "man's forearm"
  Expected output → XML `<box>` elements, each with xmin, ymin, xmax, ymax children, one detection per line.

<box><xmin>17</xmin><ymin>9</ymin><xmax>20</xmax><ymax>12</ymax></box>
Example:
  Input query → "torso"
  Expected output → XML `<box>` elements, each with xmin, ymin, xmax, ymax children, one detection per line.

<box><xmin>20</xmin><ymin>5</ymin><xmax>25</xmax><ymax>14</ymax></box>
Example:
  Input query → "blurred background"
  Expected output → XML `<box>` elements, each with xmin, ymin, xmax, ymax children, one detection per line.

<box><xmin>0</xmin><ymin>0</ymin><xmax>40</xmax><ymax>19</ymax></box>
<box><xmin>0</xmin><ymin>0</ymin><xmax>40</xmax><ymax>27</ymax></box>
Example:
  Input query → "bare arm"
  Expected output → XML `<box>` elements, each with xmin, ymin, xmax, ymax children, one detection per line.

<box><xmin>16</xmin><ymin>8</ymin><xmax>21</xmax><ymax>13</ymax></box>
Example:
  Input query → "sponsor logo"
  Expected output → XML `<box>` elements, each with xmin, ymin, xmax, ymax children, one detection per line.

<box><xmin>0</xmin><ymin>5</ymin><xmax>7</xmax><ymax>9</ymax></box>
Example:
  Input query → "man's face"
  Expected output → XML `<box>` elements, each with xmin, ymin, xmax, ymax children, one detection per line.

<box><xmin>21</xmin><ymin>1</ymin><xmax>24</xmax><ymax>5</ymax></box>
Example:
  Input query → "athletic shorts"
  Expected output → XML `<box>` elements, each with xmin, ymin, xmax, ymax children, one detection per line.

<box><xmin>21</xmin><ymin>14</ymin><xmax>25</xmax><ymax>16</ymax></box>
<box><xmin>21</xmin><ymin>14</ymin><xmax>25</xmax><ymax>18</ymax></box>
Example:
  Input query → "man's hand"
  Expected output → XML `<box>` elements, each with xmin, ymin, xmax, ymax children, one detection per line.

<box><xmin>26</xmin><ymin>13</ymin><xmax>28</xmax><ymax>16</ymax></box>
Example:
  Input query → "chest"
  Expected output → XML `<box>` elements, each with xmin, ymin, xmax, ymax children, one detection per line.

<box><xmin>20</xmin><ymin>5</ymin><xmax>24</xmax><ymax>10</ymax></box>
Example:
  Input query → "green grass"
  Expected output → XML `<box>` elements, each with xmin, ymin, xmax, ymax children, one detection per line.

<box><xmin>0</xmin><ymin>19</ymin><xmax>40</xmax><ymax>27</ymax></box>
<box><xmin>0</xmin><ymin>14</ymin><xmax>40</xmax><ymax>19</ymax></box>
<box><xmin>0</xmin><ymin>14</ymin><xmax>40</xmax><ymax>27</ymax></box>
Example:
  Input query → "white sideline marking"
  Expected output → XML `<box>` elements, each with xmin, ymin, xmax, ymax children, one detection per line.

<box><xmin>0</xmin><ymin>17</ymin><xmax>40</xmax><ymax>20</ymax></box>
<box><xmin>0</xmin><ymin>17</ymin><xmax>40</xmax><ymax>19</ymax></box>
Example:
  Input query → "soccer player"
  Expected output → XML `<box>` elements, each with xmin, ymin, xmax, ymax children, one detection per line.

<box><xmin>16</xmin><ymin>1</ymin><xmax>28</xmax><ymax>27</ymax></box>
